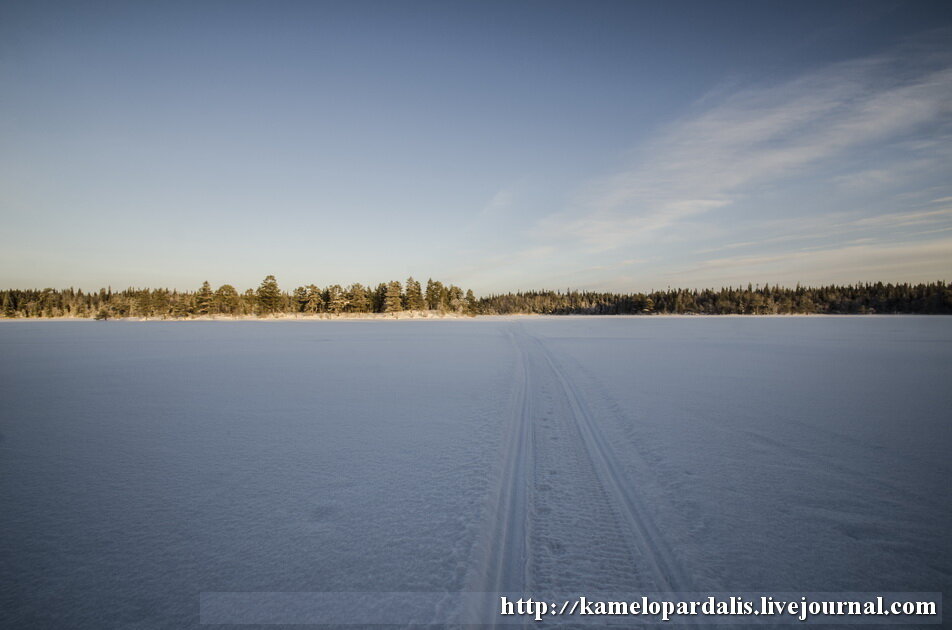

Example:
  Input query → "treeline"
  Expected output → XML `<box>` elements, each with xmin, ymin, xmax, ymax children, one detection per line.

<box><xmin>1</xmin><ymin>278</ymin><xmax>950</xmax><ymax>319</ymax></box>
<box><xmin>0</xmin><ymin>276</ymin><xmax>477</xmax><ymax>319</ymax></box>
<box><xmin>477</xmin><ymin>282</ymin><xmax>952</xmax><ymax>315</ymax></box>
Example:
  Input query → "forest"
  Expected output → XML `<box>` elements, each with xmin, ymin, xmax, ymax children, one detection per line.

<box><xmin>2</xmin><ymin>276</ymin><xmax>951</xmax><ymax>318</ymax></box>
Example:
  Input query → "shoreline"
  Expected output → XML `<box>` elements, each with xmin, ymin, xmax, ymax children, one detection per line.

<box><xmin>1</xmin><ymin>312</ymin><xmax>947</xmax><ymax>322</ymax></box>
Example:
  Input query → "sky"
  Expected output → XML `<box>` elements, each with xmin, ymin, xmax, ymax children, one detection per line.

<box><xmin>2</xmin><ymin>0</ymin><xmax>951</xmax><ymax>294</ymax></box>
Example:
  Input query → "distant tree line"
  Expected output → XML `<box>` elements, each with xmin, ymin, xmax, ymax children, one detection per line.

<box><xmin>1</xmin><ymin>279</ymin><xmax>950</xmax><ymax>319</ymax></box>
<box><xmin>477</xmin><ymin>282</ymin><xmax>952</xmax><ymax>315</ymax></box>
<box><xmin>0</xmin><ymin>276</ymin><xmax>477</xmax><ymax>319</ymax></box>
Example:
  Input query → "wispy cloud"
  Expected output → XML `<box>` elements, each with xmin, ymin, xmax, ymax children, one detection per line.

<box><xmin>699</xmin><ymin>206</ymin><xmax>952</xmax><ymax>255</ymax></box>
<box><xmin>536</xmin><ymin>35</ymin><xmax>952</xmax><ymax>257</ymax></box>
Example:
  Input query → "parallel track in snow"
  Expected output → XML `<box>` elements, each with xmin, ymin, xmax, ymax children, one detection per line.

<box><xmin>469</xmin><ymin>325</ymin><xmax>696</xmax><ymax>627</ymax></box>
<box><xmin>467</xmin><ymin>329</ymin><xmax>534</xmax><ymax>628</ymax></box>
<box><xmin>520</xmin><ymin>326</ymin><xmax>694</xmax><ymax>594</ymax></box>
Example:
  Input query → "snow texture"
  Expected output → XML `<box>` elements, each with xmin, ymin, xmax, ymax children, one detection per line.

<box><xmin>0</xmin><ymin>317</ymin><xmax>949</xmax><ymax>627</ymax></box>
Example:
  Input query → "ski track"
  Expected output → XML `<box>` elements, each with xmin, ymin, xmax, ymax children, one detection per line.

<box><xmin>523</xmin><ymin>327</ymin><xmax>694</xmax><ymax>594</ymax></box>
<box><xmin>468</xmin><ymin>323</ymin><xmax>697</xmax><ymax>627</ymax></box>
<box><xmin>466</xmin><ymin>329</ymin><xmax>533</xmax><ymax>628</ymax></box>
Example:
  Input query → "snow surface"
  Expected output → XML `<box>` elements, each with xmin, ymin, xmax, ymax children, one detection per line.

<box><xmin>0</xmin><ymin>317</ymin><xmax>949</xmax><ymax>627</ymax></box>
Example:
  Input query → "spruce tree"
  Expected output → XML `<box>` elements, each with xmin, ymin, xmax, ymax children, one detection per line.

<box><xmin>195</xmin><ymin>281</ymin><xmax>214</xmax><ymax>315</ymax></box>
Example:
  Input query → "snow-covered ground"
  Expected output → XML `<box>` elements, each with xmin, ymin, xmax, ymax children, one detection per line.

<box><xmin>1</xmin><ymin>317</ymin><xmax>949</xmax><ymax>627</ymax></box>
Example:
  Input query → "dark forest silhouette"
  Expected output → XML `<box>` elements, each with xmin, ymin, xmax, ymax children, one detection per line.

<box><xmin>3</xmin><ymin>277</ymin><xmax>950</xmax><ymax>318</ymax></box>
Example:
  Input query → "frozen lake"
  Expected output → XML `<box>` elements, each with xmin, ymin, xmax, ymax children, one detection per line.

<box><xmin>1</xmin><ymin>317</ymin><xmax>950</xmax><ymax>627</ymax></box>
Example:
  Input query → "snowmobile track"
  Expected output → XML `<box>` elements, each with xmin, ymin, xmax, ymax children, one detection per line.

<box><xmin>519</xmin><ymin>326</ymin><xmax>694</xmax><ymax>594</ymax></box>
<box><xmin>468</xmin><ymin>329</ymin><xmax>534</xmax><ymax>628</ymax></box>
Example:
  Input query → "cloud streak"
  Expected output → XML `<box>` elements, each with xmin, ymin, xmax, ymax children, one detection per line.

<box><xmin>537</xmin><ymin>35</ymin><xmax>952</xmax><ymax>257</ymax></box>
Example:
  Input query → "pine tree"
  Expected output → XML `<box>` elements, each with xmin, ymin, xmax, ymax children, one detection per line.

<box><xmin>447</xmin><ymin>285</ymin><xmax>464</xmax><ymax>313</ymax></box>
<box><xmin>326</xmin><ymin>284</ymin><xmax>347</xmax><ymax>314</ymax></box>
<box><xmin>405</xmin><ymin>277</ymin><xmax>425</xmax><ymax>311</ymax></box>
<box><xmin>384</xmin><ymin>281</ymin><xmax>403</xmax><ymax>313</ymax></box>
<box><xmin>215</xmin><ymin>285</ymin><xmax>239</xmax><ymax>315</ymax></box>
<box><xmin>346</xmin><ymin>283</ymin><xmax>370</xmax><ymax>312</ymax></box>
<box><xmin>3</xmin><ymin>292</ymin><xmax>15</xmax><ymax>318</ymax></box>
<box><xmin>464</xmin><ymin>289</ymin><xmax>477</xmax><ymax>315</ymax></box>
<box><xmin>256</xmin><ymin>275</ymin><xmax>281</xmax><ymax>315</ymax></box>
<box><xmin>169</xmin><ymin>292</ymin><xmax>190</xmax><ymax>318</ymax></box>
<box><xmin>372</xmin><ymin>283</ymin><xmax>387</xmax><ymax>312</ymax></box>
<box><xmin>425</xmin><ymin>279</ymin><xmax>442</xmax><ymax>310</ymax></box>
<box><xmin>241</xmin><ymin>289</ymin><xmax>256</xmax><ymax>315</ymax></box>
<box><xmin>292</xmin><ymin>286</ymin><xmax>309</xmax><ymax>313</ymax></box>
<box><xmin>305</xmin><ymin>284</ymin><xmax>323</xmax><ymax>313</ymax></box>
<box><xmin>134</xmin><ymin>291</ymin><xmax>153</xmax><ymax>317</ymax></box>
<box><xmin>439</xmin><ymin>284</ymin><xmax>451</xmax><ymax>311</ymax></box>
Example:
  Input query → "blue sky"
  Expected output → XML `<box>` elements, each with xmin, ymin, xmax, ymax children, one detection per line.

<box><xmin>2</xmin><ymin>0</ymin><xmax>950</xmax><ymax>293</ymax></box>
